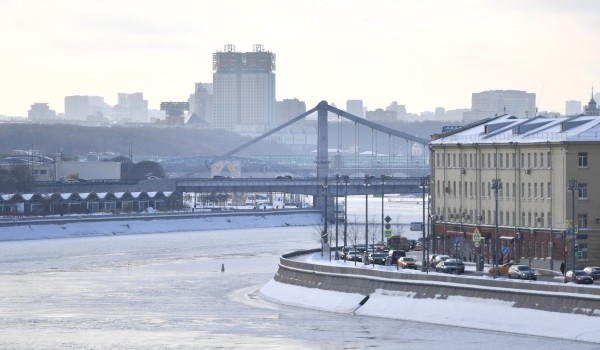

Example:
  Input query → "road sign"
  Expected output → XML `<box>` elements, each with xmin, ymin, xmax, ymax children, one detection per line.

<box><xmin>474</xmin><ymin>242</ymin><xmax>480</xmax><ymax>248</ymax></box>
<box><xmin>410</xmin><ymin>222</ymin><xmax>423</xmax><ymax>231</ymax></box>
<box><xmin>502</xmin><ymin>246</ymin><xmax>510</xmax><ymax>255</ymax></box>
<box><xmin>453</xmin><ymin>237</ymin><xmax>461</xmax><ymax>245</ymax></box>
<box><xmin>575</xmin><ymin>251</ymin><xmax>583</xmax><ymax>258</ymax></box>
<box><xmin>384</xmin><ymin>215</ymin><xmax>392</xmax><ymax>223</ymax></box>
<box><xmin>472</xmin><ymin>232</ymin><xmax>481</xmax><ymax>242</ymax></box>
<box><xmin>384</xmin><ymin>229</ymin><xmax>392</xmax><ymax>238</ymax></box>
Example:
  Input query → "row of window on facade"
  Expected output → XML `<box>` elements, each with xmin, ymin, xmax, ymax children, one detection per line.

<box><xmin>436</xmin><ymin>208</ymin><xmax>589</xmax><ymax>229</ymax></box>
<box><xmin>435</xmin><ymin>151</ymin><xmax>589</xmax><ymax>169</ymax></box>
<box><xmin>436</xmin><ymin>180</ymin><xmax>589</xmax><ymax>200</ymax></box>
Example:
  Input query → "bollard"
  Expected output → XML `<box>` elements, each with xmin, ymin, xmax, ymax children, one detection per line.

<box><xmin>221</xmin><ymin>264</ymin><xmax>225</xmax><ymax>272</ymax></box>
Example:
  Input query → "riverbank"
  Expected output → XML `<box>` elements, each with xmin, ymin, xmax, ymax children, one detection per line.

<box><xmin>260</xmin><ymin>250</ymin><xmax>600</xmax><ymax>344</ymax></box>
<box><xmin>0</xmin><ymin>211</ymin><xmax>322</xmax><ymax>241</ymax></box>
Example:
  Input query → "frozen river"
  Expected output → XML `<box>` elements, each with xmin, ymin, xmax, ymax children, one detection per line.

<box><xmin>0</xmin><ymin>225</ymin><xmax>597</xmax><ymax>349</ymax></box>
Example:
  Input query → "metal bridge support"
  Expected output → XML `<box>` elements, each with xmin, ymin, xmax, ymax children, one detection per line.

<box><xmin>316</xmin><ymin>101</ymin><xmax>330</xmax><ymax>181</ymax></box>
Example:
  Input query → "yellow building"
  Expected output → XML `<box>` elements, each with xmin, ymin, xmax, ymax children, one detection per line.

<box><xmin>429</xmin><ymin>114</ymin><xmax>600</xmax><ymax>271</ymax></box>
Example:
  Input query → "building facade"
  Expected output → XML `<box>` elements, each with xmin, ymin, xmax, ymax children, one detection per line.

<box><xmin>212</xmin><ymin>44</ymin><xmax>276</xmax><ymax>136</ymax></box>
<box><xmin>429</xmin><ymin>114</ymin><xmax>600</xmax><ymax>271</ymax></box>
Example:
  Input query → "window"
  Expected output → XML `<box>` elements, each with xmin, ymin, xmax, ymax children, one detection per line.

<box><xmin>512</xmin><ymin>183</ymin><xmax>516</xmax><ymax>199</ymax></box>
<box><xmin>578</xmin><ymin>152</ymin><xmax>588</xmax><ymax>167</ymax></box>
<box><xmin>540</xmin><ymin>153</ymin><xmax>544</xmax><ymax>168</ymax></box>
<box><xmin>527</xmin><ymin>153</ymin><xmax>531</xmax><ymax>168</ymax></box>
<box><xmin>453</xmin><ymin>154</ymin><xmax>456</xmax><ymax>167</ymax></box>
<box><xmin>436</xmin><ymin>153</ymin><xmax>440</xmax><ymax>167</ymax></box>
<box><xmin>520</xmin><ymin>153</ymin><xmax>524</xmax><ymax>168</ymax></box>
<box><xmin>528</xmin><ymin>183</ymin><xmax>531</xmax><ymax>198</ymax></box>
<box><xmin>534</xmin><ymin>183</ymin><xmax>538</xmax><ymax>198</ymax></box>
<box><xmin>548</xmin><ymin>182</ymin><xmax>552</xmax><ymax>198</ymax></box>
<box><xmin>469</xmin><ymin>154</ymin><xmax>473</xmax><ymax>168</ymax></box>
<box><xmin>499</xmin><ymin>153</ymin><xmax>503</xmax><ymax>168</ymax></box>
<box><xmin>577</xmin><ymin>214</ymin><xmax>588</xmax><ymax>229</ymax></box>
<box><xmin>469</xmin><ymin>182</ymin><xmax>473</xmax><ymax>196</ymax></box>
<box><xmin>493</xmin><ymin>153</ymin><xmax>497</xmax><ymax>168</ymax></box>
<box><xmin>512</xmin><ymin>153</ymin><xmax>516</xmax><ymax>168</ymax></box>
<box><xmin>578</xmin><ymin>183</ymin><xmax>588</xmax><ymax>199</ymax></box>
<box><xmin>540</xmin><ymin>183</ymin><xmax>544</xmax><ymax>198</ymax></box>
<box><xmin>547</xmin><ymin>151</ymin><xmax>552</xmax><ymax>168</ymax></box>
<box><xmin>487</xmin><ymin>154</ymin><xmax>491</xmax><ymax>168</ymax></box>
<box><xmin>521</xmin><ymin>183</ymin><xmax>525</xmax><ymax>198</ymax></box>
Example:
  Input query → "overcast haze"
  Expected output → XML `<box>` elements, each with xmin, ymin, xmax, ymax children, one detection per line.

<box><xmin>2</xmin><ymin>0</ymin><xmax>599</xmax><ymax>117</ymax></box>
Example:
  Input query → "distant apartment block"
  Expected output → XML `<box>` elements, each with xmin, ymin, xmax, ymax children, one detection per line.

<box><xmin>386</xmin><ymin>101</ymin><xmax>406</xmax><ymax>120</ymax></box>
<box><xmin>212</xmin><ymin>44</ymin><xmax>276</xmax><ymax>135</ymax></box>
<box><xmin>366</xmin><ymin>108</ymin><xmax>396</xmax><ymax>123</ymax></box>
<box><xmin>64</xmin><ymin>95</ymin><xmax>110</xmax><ymax>121</ymax></box>
<box><xmin>464</xmin><ymin>90</ymin><xmax>536</xmax><ymax>123</ymax></box>
<box><xmin>188</xmin><ymin>82</ymin><xmax>213</xmax><ymax>126</ymax></box>
<box><xmin>113</xmin><ymin>92</ymin><xmax>148</xmax><ymax>123</ymax></box>
<box><xmin>565</xmin><ymin>100</ymin><xmax>582</xmax><ymax>116</ymax></box>
<box><xmin>346</xmin><ymin>100</ymin><xmax>364</xmax><ymax>118</ymax></box>
<box><xmin>27</xmin><ymin>103</ymin><xmax>56</xmax><ymax>121</ymax></box>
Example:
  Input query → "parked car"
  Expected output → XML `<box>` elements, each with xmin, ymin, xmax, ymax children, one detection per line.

<box><xmin>435</xmin><ymin>259</ymin><xmax>465</xmax><ymax>274</ymax></box>
<box><xmin>368</xmin><ymin>252</ymin><xmax>388</xmax><ymax>265</ymax></box>
<box><xmin>430</xmin><ymin>254</ymin><xmax>450</xmax><ymax>268</ymax></box>
<box><xmin>488</xmin><ymin>263</ymin><xmax>513</xmax><ymax>276</ymax></box>
<box><xmin>387</xmin><ymin>249</ymin><xmax>406</xmax><ymax>264</ymax></box>
<box><xmin>398</xmin><ymin>256</ymin><xmax>417</xmax><ymax>269</ymax></box>
<box><xmin>344</xmin><ymin>250</ymin><xmax>362</xmax><ymax>262</ymax></box>
<box><xmin>414</xmin><ymin>242</ymin><xmax>423</xmax><ymax>251</ymax></box>
<box><xmin>565</xmin><ymin>270</ymin><xmax>594</xmax><ymax>284</ymax></box>
<box><xmin>507</xmin><ymin>265</ymin><xmax>537</xmax><ymax>280</ymax></box>
<box><xmin>583</xmin><ymin>266</ymin><xmax>600</xmax><ymax>280</ymax></box>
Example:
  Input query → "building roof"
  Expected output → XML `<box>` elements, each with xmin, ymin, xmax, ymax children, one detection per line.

<box><xmin>430</xmin><ymin>114</ymin><xmax>600</xmax><ymax>145</ymax></box>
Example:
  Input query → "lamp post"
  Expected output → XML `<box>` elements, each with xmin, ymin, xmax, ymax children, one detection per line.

<box><xmin>380</xmin><ymin>174</ymin><xmax>386</xmax><ymax>243</ymax></box>
<box><xmin>364</xmin><ymin>175</ymin><xmax>371</xmax><ymax>265</ymax></box>
<box><xmin>323</xmin><ymin>177</ymin><xmax>329</xmax><ymax>260</ymax></box>
<box><xmin>334</xmin><ymin>174</ymin><xmax>340</xmax><ymax>260</ymax></box>
<box><xmin>420</xmin><ymin>175</ymin><xmax>430</xmax><ymax>272</ymax></box>
<box><xmin>343</xmin><ymin>175</ymin><xmax>349</xmax><ymax>248</ymax></box>
<box><xmin>568</xmin><ymin>178</ymin><xmax>578</xmax><ymax>283</ymax></box>
<box><xmin>491</xmin><ymin>178</ymin><xmax>502</xmax><ymax>279</ymax></box>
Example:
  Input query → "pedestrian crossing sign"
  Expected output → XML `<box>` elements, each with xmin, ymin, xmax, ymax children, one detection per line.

<box><xmin>472</xmin><ymin>229</ymin><xmax>482</xmax><ymax>242</ymax></box>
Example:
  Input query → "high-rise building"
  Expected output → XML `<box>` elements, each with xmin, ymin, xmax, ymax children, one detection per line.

<box><xmin>188</xmin><ymin>83</ymin><xmax>213</xmax><ymax>125</ymax></box>
<box><xmin>584</xmin><ymin>89</ymin><xmax>600</xmax><ymax>116</ymax></box>
<box><xmin>346</xmin><ymin>100</ymin><xmax>364</xmax><ymax>118</ymax></box>
<box><xmin>212</xmin><ymin>44</ymin><xmax>276</xmax><ymax>135</ymax></box>
<box><xmin>28</xmin><ymin>103</ymin><xmax>56</xmax><ymax>121</ymax></box>
<box><xmin>465</xmin><ymin>90</ymin><xmax>536</xmax><ymax>123</ymax></box>
<box><xmin>64</xmin><ymin>95</ymin><xmax>109</xmax><ymax>121</ymax></box>
<box><xmin>565</xmin><ymin>100</ymin><xmax>582</xmax><ymax>116</ymax></box>
<box><xmin>114</xmin><ymin>92</ymin><xmax>148</xmax><ymax>122</ymax></box>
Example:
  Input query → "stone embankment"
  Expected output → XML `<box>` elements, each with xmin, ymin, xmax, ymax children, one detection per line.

<box><xmin>275</xmin><ymin>249</ymin><xmax>600</xmax><ymax>316</ymax></box>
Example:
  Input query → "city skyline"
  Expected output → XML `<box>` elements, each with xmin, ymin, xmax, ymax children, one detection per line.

<box><xmin>1</xmin><ymin>0</ymin><xmax>599</xmax><ymax>117</ymax></box>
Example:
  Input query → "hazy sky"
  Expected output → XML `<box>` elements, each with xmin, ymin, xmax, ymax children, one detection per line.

<box><xmin>1</xmin><ymin>0</ymin><xmax>599</xmax><ymax>117</ymax></box>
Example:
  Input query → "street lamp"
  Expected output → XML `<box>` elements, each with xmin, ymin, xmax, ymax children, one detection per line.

<box><xmin>334</xmin><ymin>174</ymin><xmax>340</xmax><ymax>260</ymax></box>
<box><xmin>323</xmin><ymin>177</ymin><xmax>329</xmax><ymax>260</ymax></box>
<box><xmin>420</xmin><ymin>175</ymin><xmax>430</xmax><ymax>272</ymax></box>
<box><xmin>380</xmin><ymin>174</ymin><xmax>387</xmax><ymax>243</ymax></box>
<box><xmin>491</xmin><ymin>178</ymin><xmax>502</xmax><ymax>279</ymax></box>
<box><xmin>568</xmin><ymin>178</ymin><xmax>578</xmax><ymax>283</ymax></box>
<box><xmin>364</xmin><ymin>174</ymin><xmax>371</xmax><ymax>265</ymax></box>
<box><xmin>343</xmin><ymin>175</ymin><xmax>349</xmax><ymax>249</ymax></box>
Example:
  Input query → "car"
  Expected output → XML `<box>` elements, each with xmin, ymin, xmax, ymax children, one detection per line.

<box><xmin>488</xmin><ymin>263</ymin><xmax>513</xmax><ymax>276</ymax></box>
<box><xmin>368</xmin><ymin>252</ymin><xmax>388</xmax><ymax>265</ymax></box>
<box><xmin>435</xmin><ymin>259</ymin><xmax>465</xmax><ymax>274</ymax></box>
<box><xmin>583</xmin><ymin>266</ymin><xmax>600</xmax><ymax>280</ymax></box>
<box><xmin>387</xmin><ymin>249</ymin><xmax>406</xmax><ymax>264</ymax></box>
<box><xmin>507</xmin><ymin>265</ymin><xmax>537</xmax><ymax>280</ymax></box>
<box><xmin>407</xmin><ymin>239</ymin><xmax>417</xmax><ymax>250</ymax></box>
<box><xmin>565</xmin><ymin>270</ymin><xmax>594</xmax><ymax>284</ymax></box>
<box><xmin>146</xmin><ymin>175</ymin><xmax>161</xmax><ymax>180</ymax></box>
<box><xmin>430</xmin><ymin>254</ymin><xmax>450</xmax><ymax>268</ymax></box>
<box><xmin>276</xmin><ymin>175</ymin><xmax>293</xmax><ymax>179</ymax></box>
<box><xmin>414</xmin><ymin>242</ymin><xmax>423</xmax><ymax>251</ymax></box>
<box><xmin>344</xmin><ymin>250</ymin><xmax>362</xmax><ymax>262</ymax></box>
<box><xmin>398</xmin><ymin>256</ymin><xmax>417</xmax><ymax>269</ymax></box>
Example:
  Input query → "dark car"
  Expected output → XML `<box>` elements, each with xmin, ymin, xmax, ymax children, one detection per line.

<box><xmin>583</xmin><ymin>266</ymin><xmax>600</xmax><ymax>280</ymax></box>
<box><xmin>507</xmin><ymin>265</ymin><xmax>537</xmax><ymax>280</ymax></box>
<box><xmin>387</xmin><ymin>249</ymin><xmax>406</xmax><ymax>264</ymax></box>
<box><xmin>565</xmin><ymin>270</ymin><xmax>594</xmax><ymax>284</ymax></box>
<box><xmin>435</xmin><ymin>259</ymin><xmax>465</xmax><ymax>274</ymax></box>
<box><xmin>368</xmin><ymin>252</ymin><xmax>388</xmax><ymax>265</ymax></box>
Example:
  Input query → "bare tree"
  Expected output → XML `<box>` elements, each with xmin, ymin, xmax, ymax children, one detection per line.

<box><xmin>347</xmin><ymin>218</ymin><xmax>362</xmax><ymax>266</ymax></box>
